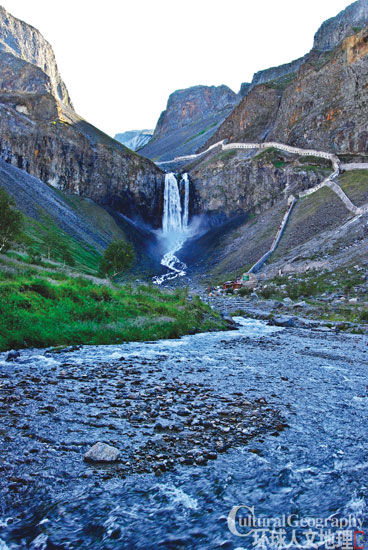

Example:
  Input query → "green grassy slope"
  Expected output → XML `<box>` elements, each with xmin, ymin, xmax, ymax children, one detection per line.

<box><xmin>0</xmin><ymin>260</ymin><xmax>225</xmax><ymax>351</ymax></box>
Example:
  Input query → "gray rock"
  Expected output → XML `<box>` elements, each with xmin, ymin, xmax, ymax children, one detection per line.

<box><xmin>84</xmin><ymin>442</ymin><xmax>120</xmax><ymax>463</ymax></box>
<box><xmin>293</xmin><ymin>301</ymin><xmax>307</xmax><ymax>309</ymax></box>
<box><xmin>222</xmin><ymin>315</ymin><xmax>237</xmax><ymax>328</ymax></box>
<box><xmin>6</xmin><ymin>350</ymin><xmax>20</xmax><ymax>362</ymax></box>
<box><xmin>270</xmin><ymin>316</ymin><xmax>296</xmax><ymax>328</ymax></box>
<box><xmin>313</xmin><ymin>0</ymin><xmax>368</xmax><ymax>52</ymax></box>
<box><xmin>271</xmin><ymin>301</ymin><xmax>283</xmax><ymax>310</ymax></box>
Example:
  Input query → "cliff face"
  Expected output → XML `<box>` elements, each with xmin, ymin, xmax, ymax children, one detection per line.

<box><xmin>114</xmin><ymin>130</ymin><xmax>153</xmax><ymax>151</ymax></box>
<box><xmin>313</xmin><ymin>0</ymin><xmax>368</xmax><ymax>51</ymax></box>
<box><xmin>187</xmin><ymin>148</ymin><xmax>331</xmax><ymax>222</ymax></box>
<box><xmin>268</xmin><ymin>31</ymin><xmax>368</xmax><ymax>153</ymax></box>
<box><xmin>202</xmin><ymin>85</ymin><xmax>282</xmax><ymax>149</ymax></box>
<box><xmin>204</xmin><ymin>24</ymin><xmax>368</xmax><ymax>155</ymax></box>
<box><xmin>0</xmin><ymin>5</ymin><xmax>72</xmax><ymax>107</ymax></box>
<box><xmin>153</xmin><ymin>85</ymin><xmax>237</xmax><ymax>139</ymax></box>
<box><xmin>245</xmin><ymin>55</ymin><xmax>308</xmax><ymax>92</ymax></box>
<box><xmin>0</xmin><ymin>7</ymin><xmax>165</xmax><ymax>227</ymax></box>
<box><xmin>140</xmin><ymin>85</ymin><xmax>238</xmax><ymax>161</ymax></box>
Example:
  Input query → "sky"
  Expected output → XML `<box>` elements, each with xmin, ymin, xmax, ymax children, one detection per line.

<box><xmin>2</xmin><ymin>0</ymin><xmax>350</xmax><ymax>137</ymax></box>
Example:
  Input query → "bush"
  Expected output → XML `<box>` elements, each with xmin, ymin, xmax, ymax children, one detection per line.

<box><xmin>0</xmin><ymin>188</ymin><xmax>23</xmax><ymax>253</ymax></box>
<box><xmin>24</xmin><ymin>279</ymin><xmax>58</xmax><ymax>300</ymax></box>
<box><xmin>238</xmin><ymin>287</ymin><xmax>253</xmax><ymax>297</ymax></box>
<box><xmin>99</xmin><ymin>240</ymin><xmax>135</xmax><ymax>279</ymax></box>
<box><xmin>259</xmin><ymin>286</ymin><xmax>274</xmax><ymax>299</ymax></box>
<box><xmin>359</xmin><ymin>310</ymin><xmax>368</xmax><ymax>322</ymax></box>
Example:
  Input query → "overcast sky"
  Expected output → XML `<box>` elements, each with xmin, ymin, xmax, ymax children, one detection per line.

<box><xmin>2</xmin><ymin>0</ymin><xmax>350</xmax><ymax>137</ymax></box>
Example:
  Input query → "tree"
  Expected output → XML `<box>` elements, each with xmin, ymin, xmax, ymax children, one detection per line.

<box><xmin>41</xmin><ymin>227</ymin><xmax>75</xmax><ymax>266</ymax></box>
<box><xmin>99</xmin><ymin>240</ymin><xmax>135</xmax><ymax>279</ymax></box>
<box><xmin>0</xmin><ymin>188</ymin><xmax>23</xmax><ymax>253</ymax></box>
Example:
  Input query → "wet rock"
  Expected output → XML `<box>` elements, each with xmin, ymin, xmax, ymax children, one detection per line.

<box><xmin>84</xmin><ymin>442</ymin><xmax>121</xmax><ymax>463</ymax></box>
<box><xmin>221</xmin><ymin>315</ymin><xmax>238</xmax><ymax>329</ymax></box>
<box><xmin>271</xmin><ymin>301</ymin><xmax>283</xmax><ymax>310</ymax></box>
<box><xmin>293</xmin><ymin>301</ymin><xmax>307</xmax><ymax>309</ymax></box>
<box><xmin>270</xmin><ymin>316</ymin><xmax>296</xmax><ymax>328</ymax></box>
<box><xmin>154</xmin><ymin>418</ymin><xmax>173</xmax><ymax>431</ymax></box>
<box><xmin>6</xmin><ymin>350</ymin><xmax>20</xmax><ymax>362</ymax></box>
<box><xmin>215</xmin><ymin>439</ymin><xmax>227</xmax><ymax>453</ymax></box>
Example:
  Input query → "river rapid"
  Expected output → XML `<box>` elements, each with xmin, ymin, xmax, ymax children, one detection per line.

<box><xmin>0</xmin><ymin>318</ymin><xmax>367</xmax><ymax>549</ymax></box>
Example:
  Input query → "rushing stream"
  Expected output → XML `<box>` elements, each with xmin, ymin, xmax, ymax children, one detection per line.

<box><xmin>0</xmin><ymin>319</ymin><xmax>367</xmax><ymax>549</ymax></box>
<box><xmin>153</xmin><ymin>173</ymin><xmax>190</xmax><ymax>285</ymax></box>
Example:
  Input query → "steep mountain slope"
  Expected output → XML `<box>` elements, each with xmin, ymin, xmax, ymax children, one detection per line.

<box><xmin>0</xmin><ymin>6</ymin><xmax>165</xmax><ymax>228</ymax></box>
<box><xmin>114</xmin><ymin>130</ymin><xmax>153</xmax><ymax>151</ymax></box>
<box><xmin>313</xmin><ymin>0</ymin><xmax>368</xmax><ymax>51</ymax></box>
<box><xmin>0</xmin><ymin>5</ymin><xmax>71</xmax><ymax>107</ymax></box>
<box><xmin>187</xmin><ymin>147</ymin><xmax>332</xmax><ymax>222</ymax></box>
<box><xmin>180</xmin><ymin>170</ymin><xmax>368</xmax><ymax>284</ymax></box>
<box><xmin>204</xmin><ymin>1</ymin><xmax>368</xmax><ymax>155</ymax></box>
<box><xmin>0</xmin><ymin>159</ymin><xmax>161</xmax><ymax>274</ymax></box>
<box><xmin>139</xmin><ymin>85</ymin><xmax>239</xmax><ymax>161</ymax></box>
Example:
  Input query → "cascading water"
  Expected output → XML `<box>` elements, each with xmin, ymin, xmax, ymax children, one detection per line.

<box><xmin>153</xmin><ymin>172</ymin><xmax>190</xmax><ymax>285</ymax></box>
<box><xmin>182</xmin><ymin>173</ymin><xmax>189</xmax><ymax>229</ymax></box>
<box><xmin>162</xmin><ymin>173</ymin><xmax>183</xmax><ymax>233</ymax></box>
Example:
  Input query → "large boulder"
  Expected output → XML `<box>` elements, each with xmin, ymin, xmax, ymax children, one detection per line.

<box><xmin>84</xmin><ymin>442</ymin><xmax>120</xmax><ymax>463</ymax></box>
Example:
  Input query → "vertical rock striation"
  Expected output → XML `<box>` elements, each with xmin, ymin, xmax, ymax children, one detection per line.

<box><xmin>0</xmin><ymin>5</ymin><xmax>165</xmax><ymax>227</ymax></box>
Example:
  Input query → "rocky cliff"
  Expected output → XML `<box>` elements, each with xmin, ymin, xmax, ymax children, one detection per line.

<box><xmin>0</xmin><ymin>5</ymin><xmax>72</xmax><ymax>107</ymax></box>
<box><xmin>0</xmin><ymin>6</ymin><xmax>165</xmax><ymax>227</ymax></box>
<box><xmin>114</xmin><ymin>130</ymin><xmax>153</xmax><ymax>151</ymax></box>
<box><xmin>139</xmin><ymin>85</ymin><xmax>239</xmax><ymax>161</ymax></box>
<box><xmin>268</xmin><ymin>30</ymin><xmax>368</xmax><ymax>153</ymax></box>
<box><xmin>313</xmin><ymin>0</ymin><xmax>368</xmax><ymax>51</ymax></box>
<box><xmin>187</xmin><ymin>147</ymin><xmax>331</xmax><ymax>222</ymax></box>
<box><xmin>204</xmin><ymin>13</ymin><xmax>368</xmax><ymax>155</ymax></box>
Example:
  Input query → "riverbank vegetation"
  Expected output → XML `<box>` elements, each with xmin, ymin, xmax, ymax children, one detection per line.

<box><xmin>0</xmin><ymin>260</ymin><xmax>225</xmax><ymax>351</ymax></box>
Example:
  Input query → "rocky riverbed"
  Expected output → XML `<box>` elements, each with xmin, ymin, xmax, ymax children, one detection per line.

<box><xmin>0</xmin><ymin>317</ymin><xmax>368</xmax><ymax>549</ymax></box>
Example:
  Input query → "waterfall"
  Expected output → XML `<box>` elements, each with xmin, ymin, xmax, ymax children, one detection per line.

<box><xmin>153</xmin><ymin>172</ymin><xmax>191</xmax><ymax>285</ymax></box>
<box><xmin>163</xmin><ymin>173</ymin><xmax>182</xmax><ymax>233</ymax></box>
<box><xmin>181</xmin><ymin>173</ymin><xmax>189</xmax><ymax>229</ymax></box>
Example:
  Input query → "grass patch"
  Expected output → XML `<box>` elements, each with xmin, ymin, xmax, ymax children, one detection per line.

<box><xmin>15</xmin><ymin>213</ymin><xmax>101</xmax><ymax>275</ymax></box>
<box><xmin>298</xmin><ymin>155</ymin><xmax>331</xmax><ymax>167</ymax></box>
<box><xmin>184</xmin><ymin>122</ymin><xmax>218</xmax><ymax>144</ymax></box>
<box><xmin>253</xmin><ymin>148</ymin><xmax>289</xmax><ymax>169</ymax></box>
<box><xmin>0</xmin><ymin>268</ymin><xmax>225</xmax><ymax>351</ymax></box>
<box><xmin>338</xmin><ymin>170</ymin><xmax>368</xmax><ymax>206</ymax></box>
<box><xmin>264</xmin><ymin>72</ymin><xmax>297</xmax><ymax>90</ymax></box>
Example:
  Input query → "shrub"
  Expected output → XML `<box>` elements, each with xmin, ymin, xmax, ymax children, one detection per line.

<box><xmin>359</xmin><ymin>310</ymin><xmax>368</xmax><ymax>322</ymax></box>
<box><xmin>238</xmin><ymin>287</ymin><xmax>253</xmax><ymax>297</ymax></box>
<box><xmin>99</xmin><ymin>240</ymin><xmax>135</xmax><ymax>279</ymax></box>
<box><xmin>0</xmin><ymin>188</ymin><xmax>23</xmax><ymax>253</ymax></box>
<box><xmin>259</xmin><ymin>286</ymin><xmax>274</xmax><ymax>299</ymax></box>
<box><xmin>25</xmin><ymin>279</ymin><xmax>58</xmax><ymax>300</ymax></box>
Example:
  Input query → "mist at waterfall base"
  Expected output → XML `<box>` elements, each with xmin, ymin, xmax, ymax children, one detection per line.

<box><xmin>153</xmin><ymin>173</ymin><xmax>197</xmax><ymax>285</ymax></box>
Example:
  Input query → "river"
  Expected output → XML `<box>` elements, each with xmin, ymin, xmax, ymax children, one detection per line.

<box><xmin>0</xmin><ymin>318</ymin><xmax>367</xmax><ymax>549</ymax></box>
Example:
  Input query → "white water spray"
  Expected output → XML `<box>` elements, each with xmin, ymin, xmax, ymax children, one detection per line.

<box><xmin>181</xmin><ymin>173</ymin><xmax>189</xmax><ymax>229</ymax></box>
<box><xmin>162</xmin><ymin>173</ymin><xmax>183</xmax><ymax>233</ymax></box>
<box><xmin>153</xmin><ymin>172</ymin><xmax>191</xmax><ymax>285</ymax></box>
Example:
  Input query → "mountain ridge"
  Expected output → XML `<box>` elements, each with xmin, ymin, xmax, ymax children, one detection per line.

<box><xmin>0</xmin><ymin>5</ymin><xmax>165</xmax><ymax>228</ymax></box>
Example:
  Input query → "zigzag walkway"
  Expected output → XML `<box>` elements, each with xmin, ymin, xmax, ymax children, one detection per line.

<box><xmin>157</xmin><ymin>140</ymin><xmax>368</xmax><ymax>274</ymax></box>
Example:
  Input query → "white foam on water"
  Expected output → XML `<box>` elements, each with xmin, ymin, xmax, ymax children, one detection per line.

<box><xmin>233</xmin><ymin>316</ymin><xmax>284</xmax><ymax>335</ymax></box>
<box><xmin>153</xmin><ymin>172</ymin><xmax>193</xmax><ymax>285</ymax></box>
<box><xmin>29</xmin><ymin>534</ymin><xmax>48</xmax><ymax>549</ymax></box>
<box><xmin>157</xmin><ymin>484</ymin><xmax>198</xmax><ymax>510</ymax></box>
